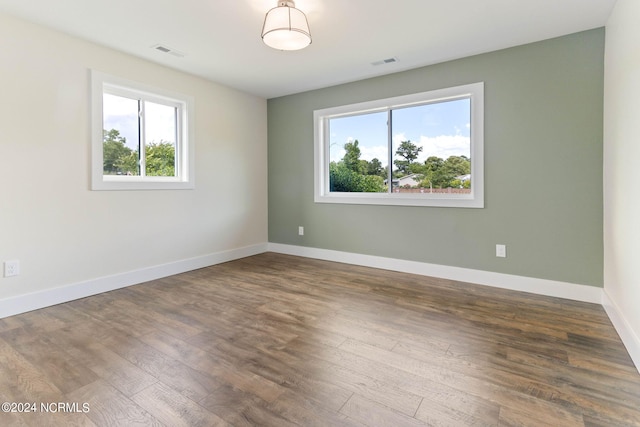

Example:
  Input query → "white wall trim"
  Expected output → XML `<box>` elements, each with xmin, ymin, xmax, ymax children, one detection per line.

<box><xmin>602</xmin><ymin>290</ymin><xmax>640</xmax><ymax>374</ymax></box>
<box><xmin>268</xmin><ymin>243</ymin><xmax>603</xmax><ymax>303</ymax></box>
<box><xmin>0</xmin><ymin>243</ymin><xmax>268</xmax><ymax>319</ymax></box>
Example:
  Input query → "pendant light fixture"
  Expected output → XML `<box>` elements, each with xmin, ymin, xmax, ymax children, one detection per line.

<box><xmin>261</xmin><ymin>1</ymin><xmax>312</xmax><ymax>51</ymax></box>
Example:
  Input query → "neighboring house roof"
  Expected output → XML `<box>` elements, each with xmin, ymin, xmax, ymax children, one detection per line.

<box><xmin>394</xmin><ymin>173</ymin><xmax>420</xmax><ymax>187</ymax></box>
<box><xmin>394</xmin><ymin>174</ymin><xmax>421</xmax><ymax>187</ymax></box>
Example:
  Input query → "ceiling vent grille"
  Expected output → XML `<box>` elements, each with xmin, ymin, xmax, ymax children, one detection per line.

<box><xmin>371</xmin><ymin>57</ymin><xmax>398</xmax><ymax>66</ymax></box>
<box><xmin>152</xmin><ymin>44</ymin><xmax>185</xmax><ymax>58</ymax></box>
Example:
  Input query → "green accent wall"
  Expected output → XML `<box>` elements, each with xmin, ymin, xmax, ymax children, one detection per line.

<box><xmin>268</xmin><ymin>29</ymin><xmax>604</xmax><ymax>287</ymax></box>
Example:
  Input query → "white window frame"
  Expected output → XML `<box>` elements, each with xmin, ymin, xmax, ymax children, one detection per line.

<box><xmin>91</xmin><ymin>70</ymin><xmax>195</xmax><ymax>190</ymax></box>
<box><xmin>314</xmin><ymin>82</ymin><xmax>484</xmax><ymax>208</ymax></box>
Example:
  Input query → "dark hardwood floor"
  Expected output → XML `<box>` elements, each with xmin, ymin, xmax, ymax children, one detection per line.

<box><xmin>0</xmin><ymin>253</ymin><xmax>638</xmax><ymax>426</ymax></box>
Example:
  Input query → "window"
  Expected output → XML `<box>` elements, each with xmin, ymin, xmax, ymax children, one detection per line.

<box><xmin>91</xmin><ymin>70</ymin><xmax>195</xmax><ymax>190</ymax></box>
<box><xmin>314</xmin><ymin>82</ymin><xmax>484</xmax><ymax>208</ymax></box>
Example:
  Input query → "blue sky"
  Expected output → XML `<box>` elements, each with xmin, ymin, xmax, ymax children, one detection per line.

<box><xmin>329</xmin><ymin>98</ymin><xmax>471</xmax><ymax>166</ymax></box>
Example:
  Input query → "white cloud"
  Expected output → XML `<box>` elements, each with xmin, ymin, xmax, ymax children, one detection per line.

<box><xmin>360</xmin><ymin>145</ymin><xmax>388</xmax><ymax>163</ymax></box>
<box><xmin>393</xmin><ymin>132</ymin><xmax>407</xmax><ymax>145</ymax></box>
<box><xmin>330</xmin><ymin>144</ymin><xmax>388</xmax><ymax>164</ymax></box>
<box><xmin>330</xmin><ymin>148</ymin><xmax>346</xmax><ymax>163</ymax></box>
<box><xmin>416</xmin><ymin>134</ymin><xmax>470</xmax><ymax>161</ymax></box>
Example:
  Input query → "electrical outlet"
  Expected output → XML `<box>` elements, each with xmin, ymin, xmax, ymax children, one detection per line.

<box><xmin>496</xmin><ymin>244</ymin><xmax>507</xmax><ymax>258</ymax></box>
<box><xmin>298</xmin><ymin>226</ymin><xmax>304</xmax><ymax>236</ymax></box>
<box><xmin>4</xmin><ymin>260</ymin><xmax>20</xmax><ymax>277</ymax></box>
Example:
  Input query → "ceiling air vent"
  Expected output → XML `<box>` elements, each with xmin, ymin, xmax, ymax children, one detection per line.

<box><xmin>371</xmin><ymin>57</ymin><xmax>398</xmax><ymax>66</ymax></box>
<box><xmin>152</xmin><ymin>44</ymin><xmax>185</xmax><ymax>58</ymax></box>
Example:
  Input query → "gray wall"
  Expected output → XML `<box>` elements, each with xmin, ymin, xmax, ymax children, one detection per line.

<box><xmin>268</xmin><ymin>29</ymin><xmax>604</xmax><ymax>287</ymax></box>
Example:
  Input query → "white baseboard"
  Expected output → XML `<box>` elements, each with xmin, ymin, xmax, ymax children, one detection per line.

<box><xmin>602</xmin><ymin>290</ymin><xmax>640</xmax><ymax>374</ymax></box>
<box><xmin>269</xmin><ymin>243</ymin><xmax>640</xmax><ymax>374</ymax></box>
<box><xmin>0</xmin><ymin>243</ymin><xmax>268</xmax><ymax>319</ymax></box>
<box><xmin>3</xmin><ymin>241</ymin><xmax>637</xmax><ymax>374</ymax></box>
<box><xmin>268</xmin><ymin>243</ymin><xmax>603</xmax><ymax>304</ymax></box>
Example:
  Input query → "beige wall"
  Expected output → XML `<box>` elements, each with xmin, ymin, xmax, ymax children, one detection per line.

<box><xmin>604</xmin><ymin>0</ymin><xmax>640</xmax><ymax>364</ymax></box>
<box><xmin>0</xmin><ymin>13</ymin><xmax>268</xmax><ymax>300</ymax></box>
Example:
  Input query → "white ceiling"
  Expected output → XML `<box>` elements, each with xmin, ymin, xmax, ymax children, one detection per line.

<box><xmin>0</xmin><ymin>0</ymin><xmax>616</xmax><ymax>99</ymax></box>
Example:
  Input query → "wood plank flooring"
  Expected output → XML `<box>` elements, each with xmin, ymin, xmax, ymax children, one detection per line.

<box><xmin>0</xmin><ymin>252</ymin><xmax>638</xmax><ymax>426</ymax></box>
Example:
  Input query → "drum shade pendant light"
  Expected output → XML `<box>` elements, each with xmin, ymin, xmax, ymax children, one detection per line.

<box><xmin>262</xmin><ymin>1</ymin><xmax>312</xmax><ymax>51</ymax></box>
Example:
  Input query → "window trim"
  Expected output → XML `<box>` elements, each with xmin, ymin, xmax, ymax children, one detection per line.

<box><xmin>91</xmin><ymin>70</ymin><xmax>195</xmax><ymax>191</ymax></box>
<box><xmin>313</xmin><ymin>82</ymin><xmax>484</xmax><ymax>208</ymax></box>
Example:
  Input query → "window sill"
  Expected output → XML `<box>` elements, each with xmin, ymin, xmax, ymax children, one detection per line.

<box><xmin>91</xmin><ymin>176</ymin><xmax>195</xmax><ymax>191</ymax></box>
<box><xmin>314</xmin><ymin>192</ymin><xmax>483</xmax><ymax>208</ymax></box>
